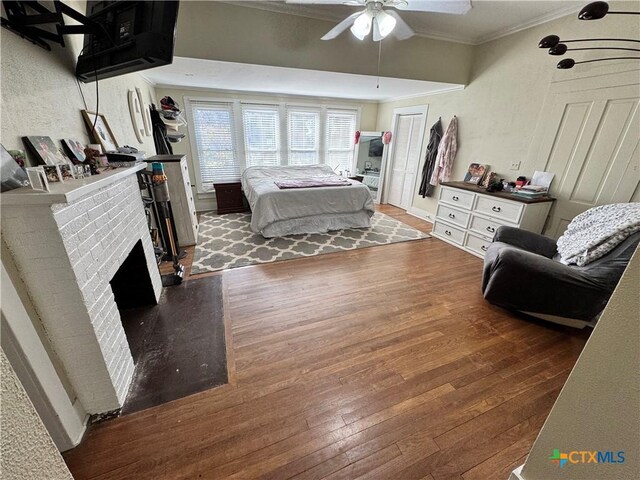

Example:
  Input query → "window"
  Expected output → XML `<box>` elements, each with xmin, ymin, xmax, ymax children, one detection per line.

<box><xmin>326</xmin><ymin>109</ymin><xmax>357</xmax><ymax>174</ymax></box>
<box><xmin>287</xmin><ymin>108</ymin><xmax>320</xmax><ymax>166</ymax></box>
<box><xmin>242</xmin><ymin>105</ymin><xmax>281</xmax><ymax>168</ymax></box>
<box><xmin>190</xmin><ymin>101</ymin><xmax>238</xmax><ymax>190</ymax></box>
<box><xmin>186</xmin><ymin>97</ymin><xmax>359</xmax><ymax>193</ymax></box>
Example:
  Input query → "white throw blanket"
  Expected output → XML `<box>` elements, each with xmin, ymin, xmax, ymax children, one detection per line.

<box><xmin>557</xmin><ymin>203</ymin><xmax>640</xmax><ymax>266</ymax></box>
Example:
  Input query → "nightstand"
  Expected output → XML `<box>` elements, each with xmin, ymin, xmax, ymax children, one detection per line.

<box><xmin>213</xmin><ymin>182</ymin><xmax>249</xmax><ymax>214</ymax></box>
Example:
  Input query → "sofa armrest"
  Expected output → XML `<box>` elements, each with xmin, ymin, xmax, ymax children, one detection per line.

<box><xmin>493</xmin><ymin>226</ymin><xmax>558</xmax><ymax>258</ymax></box>
<box><xmin>483</xmin><ymin>246</ymin><xmax>609</xmax><ymax>320</ymax></box>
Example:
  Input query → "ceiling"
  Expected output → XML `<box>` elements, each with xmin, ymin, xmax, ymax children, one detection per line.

<box><xmin>143</xmin><ymin>57</ymin><xmax>464</xmax><ymax>101</ymax></box>
<box><xmin>226</xmin><ymin>0</ymin><xmax>585</xmax><ymax>45</ymax></box>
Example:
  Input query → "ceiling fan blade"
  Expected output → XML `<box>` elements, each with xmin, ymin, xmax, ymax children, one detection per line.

<box><xmin>387</xmin><ymin>10</ymin><xmax>414</xmax><ymax>40</ymax></box>
<box><xmin>393</xmin><ymin>0</ymin><xmax>471</xmax><ymax>15</ymax></box>
<box><xmin>321</xmin><ymin>11</ymin><xmax>362</xmax><ymax>40</ymax></box>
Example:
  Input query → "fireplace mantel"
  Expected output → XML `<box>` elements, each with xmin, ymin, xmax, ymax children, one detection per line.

<box><xmin>1</xmin><ymin>165</ymin><xmax>161</xmax><ymax>414</ymax></box>
<box><xmin>1</xmin><ymin>164</ymin><xmax>147</xmax><ymax>206</ymax></box>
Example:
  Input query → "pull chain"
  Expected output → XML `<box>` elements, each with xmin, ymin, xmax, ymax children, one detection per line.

<box><xmin>377</xmin><ymin>40</ymin><xmax>382</xmax><ymax>89</ymax></box>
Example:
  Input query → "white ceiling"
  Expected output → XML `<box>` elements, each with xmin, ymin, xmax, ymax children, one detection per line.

<box><xmin>227</xmin><ymin>0</ymin><xmax>585</xmax><ymax>45</ymax></box>
<box><xmin>143</xmin><ymin>57</ymin><xmax>464</xmax><ymax>101</ymax></box>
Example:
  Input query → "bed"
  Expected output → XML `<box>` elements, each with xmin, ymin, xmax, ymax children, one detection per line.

<box><xmin>241</xmin><ymin>164</ymin><xmax>375</xmax><ymax>237</ymax></box>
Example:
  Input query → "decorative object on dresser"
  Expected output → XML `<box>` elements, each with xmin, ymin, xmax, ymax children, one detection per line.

<box><xmin>432</xmin><ymin>181</ymin><xmax>555</xmax><ymax>258</ymax></box>
<box><xmin>463</xmin><ymin>163</ymin><xmax>489</xmax><ymax>185</ymax></box>
<box><xmin>214</xmin><ymin>181</ymin><xmax>249</xmax><ymax>215</ymax></box>
<box><xmin>145</xmin><ymin>154</ymin><xmax>199</xmax><ymax>246</ymax></box>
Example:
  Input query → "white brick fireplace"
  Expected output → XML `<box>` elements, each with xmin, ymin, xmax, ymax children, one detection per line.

<box><xmin>1</xmin><ymin>166</ymin><xmax>162</xmax><ymax>413</ymax></box>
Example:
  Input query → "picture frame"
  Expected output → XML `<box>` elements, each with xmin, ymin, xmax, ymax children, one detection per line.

<box><xmin>43</xmin><ymin>165</ymin><xmax>63</xmax><ymax>183</ymax></box>
<box><xmin>61</xmin><ymin>139</ymin><xmax>87</xmax><ymax>164</ymax></box>
<box><xmin>81</xmin><ymin>110</ymin><xmax>119</xmax><ymax>153</ymax></box>
<box><xmin>22</xmin><ymin>136</ymin><xmax>71</xmax><ymax>166</ymax></box>
<box><xmin>464</xmin><ymin>163</ymin><xmax>489</xmax><ymax>185</ymax></box>
<box><xmin>482</xmin><ymin>171</ymin><xmax>497</xmax><ymax>188</ymax></box>
<box><xmin>59</xmin><ymin>164</ymin><xmax>74</xmax><ymax>181</ymax></box>
<box><xmin>26</xmin><ymin>167</ymin><xmax>49</xmax><ymax>192</ymax></box>
<box><xmin>1</xmin><ymin>144</ymin><xmax>30</xmax><ymax>192</ymax></box>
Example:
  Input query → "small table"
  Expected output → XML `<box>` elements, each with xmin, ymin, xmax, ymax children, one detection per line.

<box><xmin>213</xmin><ymin>182</ymin><xmax>249</xmax><ymax>214</ymax></box>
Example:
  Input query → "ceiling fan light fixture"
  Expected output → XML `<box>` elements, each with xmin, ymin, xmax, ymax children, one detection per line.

<box><xmin>350</xmin><ymin>11</ymin><xmax>373</xmax><ymax>40</ymax></box>
<box><xmin>375</xmin><ymin>10</ymin><xmax>397</xmax><ymax>38</ymax></box>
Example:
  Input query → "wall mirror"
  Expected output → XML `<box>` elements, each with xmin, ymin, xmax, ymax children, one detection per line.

<box><xmin>353</xmin><ymin>131</ymin><xmax>388</xmax><ymax>203</ymax></box>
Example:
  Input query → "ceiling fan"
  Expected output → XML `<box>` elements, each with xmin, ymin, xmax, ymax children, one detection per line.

<box><xmin>284</xmin><ymin>0</ymin><xmax>472</xmax><ymax>41</ymax></box>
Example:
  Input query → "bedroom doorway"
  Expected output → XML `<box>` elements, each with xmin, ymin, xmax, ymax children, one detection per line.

<box><xmin>384</xmin><ymin>106</ymin><xmax>428</xmax><ymax>210</ymax></box>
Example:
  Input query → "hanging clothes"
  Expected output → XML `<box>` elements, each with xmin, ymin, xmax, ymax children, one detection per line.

<box><xmin>418</xmin><ymin>118</ymin><xmax>442</xmax><ymax>197</ymax></box>
<box><xmin>429</xmin><ymin>116</ymin><xmax>458</xmax><ymax>188</ymax></box>
<box><xmin>150</xmin><ymin>104</ymin><xmax>173</xmax><ymax>155</ymax></box>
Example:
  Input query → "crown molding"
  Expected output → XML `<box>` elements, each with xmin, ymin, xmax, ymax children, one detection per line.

<box><xmin>380</xmin><ymin>84</ymin><xmax>466</xmax><ymax>103</ymax></box>
<box><xmin>474</xmin><ymin>4</ymin><xmax>581</xmax><ymax>45</ymax></box>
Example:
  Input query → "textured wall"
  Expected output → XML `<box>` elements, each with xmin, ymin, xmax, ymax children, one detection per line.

<box><xmin>0</xmin><ymin>0</ymin><xmax>157</xmax><ymax>158</ymax></box>
<box><xmin>1</xmin><ymin>349</ymin><xmax>73</xmax><ymax>480</ymax></box>
<box><xmin>375</xmin><ymin>6</ymin><xmax>640</xmax><ymax>216</ymax></box>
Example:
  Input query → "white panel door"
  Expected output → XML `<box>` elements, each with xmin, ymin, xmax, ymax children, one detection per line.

<box><xmin>388</xmin><ymin>113</ymin><xmax>424</xmax><ymax>209</ymax></box>
<box><xmin>531</xmin><ymin>78</ymin><xmax>640</xmax><ymax>238</ymax></box>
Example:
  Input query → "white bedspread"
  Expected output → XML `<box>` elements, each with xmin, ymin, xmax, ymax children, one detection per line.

<box><xmin>241</xmin><ymin>165</ymin><xmax>375</xmax><ymax>237</ymax></box>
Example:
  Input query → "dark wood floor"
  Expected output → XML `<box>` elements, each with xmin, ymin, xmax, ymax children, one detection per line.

<box><xmin>64</xmin><ymin>205</ymin><xmax>589</xmax><ymax>479</ymax></box>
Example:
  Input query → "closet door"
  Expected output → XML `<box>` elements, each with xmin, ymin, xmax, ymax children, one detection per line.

<box><xmin>529</xmin><ymin>71</ymin><xmax>640</xmax><ymax>238</ymax></box>
<box><xmin>387</xmin><ymin>113</ymin><xmax>424</xmax><ymax>209</ymax></box>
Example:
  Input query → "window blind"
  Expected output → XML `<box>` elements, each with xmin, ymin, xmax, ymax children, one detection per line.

<box><xmin>326</xmin><ymin>109</ymin><xmax>357</xmax><ymax>174</ymax></box>
<box><xmin>242</xmin><ymin>104</ymin><xmax>281</xmax><ymax>168</ymax></box>
<box><xmin>190</xmin><ymin>101</ymin><xmax>239</xmax><ymax>189</ymax></box>
<box><xmin>287</xmin><ymin>107</ymin><xmax>320</xmax><ymax>166</ymax></box>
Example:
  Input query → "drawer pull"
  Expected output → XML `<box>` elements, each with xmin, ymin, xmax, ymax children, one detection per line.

<box><xmin>452</xmin><ymin>196</ymin><xmax>459</xmax><ymax>201</ymax></box>
<box><xmin>486</xmin><ymin>226</ymin><xmax>496</xmax><ymax>233</ymax></box>
<box><xmin>481</xmin><ymin>245</ymin><xmax>488</xmax><ymax>252</ymax></box>
<box><xmin>444</xmin><ymin>230</ymin><xmax>452</xmax><ymax>236</ymax></box>
<box><xmin>448</xmin><ymin>213</ymin><xmax>456</xmax><ymax>219</ymax></box>
<box><xmin>492</xmin><ymin>206</ymin><xmax>502</xmax><ymax>212</ymax></box>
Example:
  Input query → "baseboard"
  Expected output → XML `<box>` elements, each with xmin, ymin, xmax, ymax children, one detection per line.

<box><xmin>406</xmin><ymin>206</ymin><xmax>433</xmax><ymax>223</ymax></box>
<box><xmin>509</xmin><ymin>465</ymin><xmax>525</xmax><ymax>480</ymax></box>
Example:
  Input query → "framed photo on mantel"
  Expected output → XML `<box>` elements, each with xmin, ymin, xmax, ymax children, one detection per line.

<box><xmin>81</xmin><ymin>110</ymin><xmax>119</xmax><ymax>153</ymax></box>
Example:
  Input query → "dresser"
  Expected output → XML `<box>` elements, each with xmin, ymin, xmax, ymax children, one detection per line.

<box><xmin>432</xmin><ymin>181</ymin><xmax>555</xmax><ymax>258</ymax></box>
<box><xmin>146</xmin><ymin>154</ymin><xmax>199</xmax><ymax>246</ymax></box>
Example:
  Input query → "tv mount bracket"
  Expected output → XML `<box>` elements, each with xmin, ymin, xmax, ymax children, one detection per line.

<box><xmin>1</xmin><ymin>1</ymin><xmax>103</xmax><ymax>51</ymax></box>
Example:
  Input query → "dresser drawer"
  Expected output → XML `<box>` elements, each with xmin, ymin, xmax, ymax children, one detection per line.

<box><xmin>465</xmin><ymin>232</ymin><xmax>492</xmax><ymax>257</ymax></box>
<box><xmin>474</xmin><ymin>196</ymin><xmax>523</xmax><ymax>224</ymax></box>
<box><xmin>468</xmin><ymin>214</ymin><xmax>511</xmax><ymax>239</ymax></box>
<box><xmin>439</xmin><ymin>187</ymin><xmax>475</xmax><ymax>210</ymax></box>
<box><xmin>435</xmin><ymin>203</ymin><xmax>470</xmax><ymax>229</ymax></box>
<box><xmin>433</xmin><ymin>221</ymin><xmax>466</xmax><ymax>245</ymax></box>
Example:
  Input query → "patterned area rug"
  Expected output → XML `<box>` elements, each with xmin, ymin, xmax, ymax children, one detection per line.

<box><xmin>191</xmin><ymin>212</ymin><xmax>429</xmax><ymax>274</ymax></box>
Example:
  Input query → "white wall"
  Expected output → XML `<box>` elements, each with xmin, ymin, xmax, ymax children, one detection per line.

<box><xmin>375</xmin><ymin>7</ymin><xmax>640</xmax><ymax>217</ymax></box>
<box><xmin>515</xmin><ymin>246</ymin><xmax>640</xmax><ymax>480</ymax></box>
<box><xmin>155</xmin><ymin>86</ymin><xmax>379</xmax><ymax>211</ymax></box>
<box><xmin>0</xmin><ymin>348</ymin><xmax>74</xmax><ymax>480</ymax></box>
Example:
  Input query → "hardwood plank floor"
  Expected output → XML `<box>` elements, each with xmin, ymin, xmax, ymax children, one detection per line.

<box><xmin>64</xmin><ymin>205</ymin><xmax>589</xmax><ymax>479</ymax></box>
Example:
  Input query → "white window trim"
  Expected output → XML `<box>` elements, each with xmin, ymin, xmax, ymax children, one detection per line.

<box><xmin>185</xmin><ymin>96</ymin><xmax>361</xmax><ymax>194</ymax></box>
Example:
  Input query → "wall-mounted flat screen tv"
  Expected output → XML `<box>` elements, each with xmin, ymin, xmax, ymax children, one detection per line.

<box><xmin>368</xmin><ymin>138</ymin><xmax>383</xmax><ymax>157</ymax></box>
<box><xmin>76</xmin><ymin>1</ymin><xmax>179</xmax><ymax>83</ymax></box>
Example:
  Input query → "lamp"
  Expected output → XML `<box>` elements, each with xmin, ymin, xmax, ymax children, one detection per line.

<box><xmin>558</xmin><ymin>57</ymin><xmax>640</xmax><ymax>69</ymax></box>
<box><xmin>350</xmin><ymin>5</ymin><xmax>396</xmax><ymax>41</ymax></box>
<box><xmin>541</xmin><ymin>2</ymin><xmax>640</xmax><ymax>70</ymax></box>
<box><xmin>579</xmin><ymin>1</ymin><xmax>640</xmax><ymax>20</ymax></box>
<box><xmin>549</xmin><ymin>43</ymin><xmax>640</xmax><ymax>55</ymax></box>
<box><xmin>350</xmin><ymin>11</ymin><xmax>372</xmax><ymax>40</ymax></box>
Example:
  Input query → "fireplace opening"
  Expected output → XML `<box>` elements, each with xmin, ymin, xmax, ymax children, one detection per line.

<box><xmin>109</xmin><ymin>240</ymin><xmax>157</xmax><ymax>310</ymax></box>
